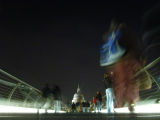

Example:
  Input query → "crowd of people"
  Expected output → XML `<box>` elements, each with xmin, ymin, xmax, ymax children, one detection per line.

<box><xmin>71</xmin><ymin>101</ymin><xmax>90</xmax><ymax>112</ymax></box>
<box><xmin>71</xmin><ymin>91</ymin><xmax>102</xmax><ymax>113</ymax></box>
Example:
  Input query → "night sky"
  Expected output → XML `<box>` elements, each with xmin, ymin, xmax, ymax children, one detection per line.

<box><xmin>0</xmin><ymin>1</ymin><xmax>159</xmax><ymax>102</ymax></box>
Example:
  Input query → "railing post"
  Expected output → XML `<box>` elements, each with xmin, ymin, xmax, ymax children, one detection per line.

<box><xmin>34</xmin><ymin>95</ymin><xmax>44</xmax><ymax>108</ymax></box>
<box><xmin>23</xmin><ymin>88</ymin><xmax>33</xmax><ymax>107</ymax></box>
<box><xmin>8</xmin><ymin>83</ymin><xmax>21</xmax><ymax>103</ymax></box>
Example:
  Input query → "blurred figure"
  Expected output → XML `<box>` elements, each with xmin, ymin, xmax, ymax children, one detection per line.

<box><xmin>100</xmin><ymin>19</ymin><xmax>144</xmax><ymax>112</ymax></box>
<box><xmin>110</xmin><ymin>23</ymin><xmax>141</xmax><ymax>112</ymax></box>
<box><xmin>104</xmin><ymin>72</ymin><xmax>114</xmax><ymax>113</ymax></box>
<box><xmin>112</xmin><ymin>53</ymin><xmax>140</xmax><ymax>112</ymax></box>
<box><xmin>71</xmin><ymin>102</ymin><xmax>76</xmax><ymax>112</ymax></box>
<box><xmin>96</xmin><ymin>91</ymin><xmax>102</xmax><ymax>112</ymax></box>
<box><xmin>82</xmin><ymin>101</ymin><xmax>86</xmax><ymax>112</ymax></box>
<box><xmin>53</xmin><ymin>85</ymin><xmax>61</xmax><ymax>112</ymax></box>
<box><xmin>100</xmin><ymin>19</ymin><xmax>126</xmax><ymax>66</ymax></box>
<box><xmin>86</xmin><ymin>101</ymin><xmax>90</xmax><ymax>112</ymax></box>
<box><xmin>76</xmin><ymin>102</ymin><xmax>80</xmax><ymax>112</ymax></box>
<box><xmin>42</xmin><ymin>84</ymin><xmax>53</xmax><ymax>113</ymax></box>
<box><xmin>93</xmin><ymin>96</ymin><xmax>97</xmax><ymax>112</ymax></box>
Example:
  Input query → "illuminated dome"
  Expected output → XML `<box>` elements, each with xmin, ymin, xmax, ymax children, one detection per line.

<box><xmin>72</xmin><ymin>84</ymin><xmax>85</xmax><ymax>103</ymax></box>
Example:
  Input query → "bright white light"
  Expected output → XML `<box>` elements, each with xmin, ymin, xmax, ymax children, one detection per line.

<box><xmin>0</xmin><ymin>105</ymin><xmax>37</xmax><ymax>113</ymax></box>
<box><xmin>100</xmin><ymin>104</ymin><xmax>160</xmax><ymax>113</ymax></box>
<box><xmin>39</xmin><ymin>109</ymin><xmax>46</xmax><ymax>114</ymax></box>
<box><xmin>47</xmin><ymin>110</ymin><xmax>66</xmax><ymax>113</ymax></box>
<box><xmin>135</xmin><ymin>104</ymin><xmax>160</xmax><ymax>113</ymax></box>
<box><xmin>114</xmin><ymin>107</ymin><xmax>130</xmax><ymax>113</ymax></box>
<box><xmin>0</xmin><ymin>105</ymin><xmax>66</xmax><ymax>114</ymax></box>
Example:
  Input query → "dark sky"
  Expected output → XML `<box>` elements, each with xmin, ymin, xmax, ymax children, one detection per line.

<box><xmin>0</xmin><ymin>1</ymin><xmax>159</xmax><ymax>102</ymax></box>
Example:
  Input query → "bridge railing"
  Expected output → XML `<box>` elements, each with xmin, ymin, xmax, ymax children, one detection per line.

<box><xmin>0</xmin><ymin>69</ymin><xmax>46</xmax><ymax>108</ymax></box>
<box><xmin>135</xmin><ymin>57</ymin><xmax>160</xmax><ymax>101</ymax></box>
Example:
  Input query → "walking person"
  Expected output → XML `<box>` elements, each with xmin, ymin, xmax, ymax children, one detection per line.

<box><xmin>71</xmin><ymin>102</ymin><xmax>76</xmax><ymax>112</ymax></box>
<box><xmin>104</xmin><ymin>72</ymin><xmax>115</xmax><ymax>113</ymax></box>
<box><xmin>86</xmin><ymin>101</ymin><xmax>90</xmax><ymax>112</ymax></box>
<box><xmin>96</xmin><ymin>91</ymin><xmax>102</xmax><ymax>112</ymax></box>
<box><xmin>76</xmin><ymin>102</ymin><xmax>80</xmax><ymax>112</ymax></box>
<box><xmin>93</xmin><ymin>96</ymin><xmax>96</xmax><ymax>112</ymax></box>
<box><xmin>82</xmin><ymin>101</ymin><xmax>86</xmax><ymax>112</ymax></box>
<box><xmin>53</xmin><ymin>85</ymin><xmax>61</xmax><ymax>113</ymax></box>
<box><xmin>42</xmin><ymin>84</ymin><xmax>53</xmax><ymax>113</ymax></box>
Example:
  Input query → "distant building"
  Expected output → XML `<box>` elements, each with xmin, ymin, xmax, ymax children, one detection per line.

<box><xmin>72</xmin><ymin>84</ymin><xmax>85</xmax><ymax>103</ymax></box>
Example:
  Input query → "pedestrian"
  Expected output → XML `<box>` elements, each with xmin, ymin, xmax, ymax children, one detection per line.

<box><xmin>82</xmin><ymin>101</ymin><xmax>86</xmax><ymax>112</ymax></box>
<box><xmin>104</xmin><ymin>72</ymin><xmax>114</xmax><ymax>113</ymax></box>
<box><xmin>76</xmin><ymin>102</ymin><xmax>80</xmax><ymax>112</ymax></box>
<box><xmin>86</xmin><ymin>101</ymin><xmax>90</xmax><ymax>112</ymax></box>
<box><xmin>53</xmin><ymin>85</ymin><xmax>61</xmax><ymax>112</ymax></box>
<box><xmin>42</xmin><ymin>84</ymin><xmax>53</xmax><ymax>113</ymax></box>
<box><xmin>93</xmin><ymin>96</ymin><xmax>96</xmax><ymax>112</ymax></box>
<box><xmin>71</xmin><ymin>102</ymin><xmax>76</xmax><ymax>112</ymax></box>
<box><xmin>96</xmin><ymin>91</ymin><xmax>102</xmax><ymax>112</ymax></box>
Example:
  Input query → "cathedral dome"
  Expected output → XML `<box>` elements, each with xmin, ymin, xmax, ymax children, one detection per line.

<box><xmin>72</xmin><ymin>84</ymin><xmax>85</xmax><ymax>103</ymax></box>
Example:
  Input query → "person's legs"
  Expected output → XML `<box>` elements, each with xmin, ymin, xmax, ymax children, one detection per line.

<box><xmin>97</xmin><ymin>101</ymin><xmax>100</xmax><ymax>112</ymax></box>
<box><xmin>106</xmin><ymin>88</ymin><xmax>115</xmax><ymax>113</ymax></box>
<box><xmin>100</xmin><ymin>102</ymin><xmax>102</xmax><ymax>111</ymax></box>
<box><xmin>83</xmin><ymin>107</ymin><xmax>85</xmax><ymax>112</ymax></box>
<box><xmin>57</xmin><ymin>100</ymin><xmax>61</xmax><ymax>111</ymax></box>
<box><xmin>106</xmin><ymin>89</ymin><xmax>110</xmax><ymax>113</ymax></box>
<box><xmin>54</xmin><ymin>100</ymin><xmax>58</xmax><ymax>113</ymax></box>
<box><xmin>109</xmin><ymin>88</ymin><xmax>114</xmax><ymax>113</ymax></box>
<box><xmin>93</xmin><ymin>104</ymin><xmax>96</xmax><ymax>112</ymax></box>
<box><xmin>87</xmin><ymin>107</ymin><xmax>89</xmax><ymax>112</ymax></box>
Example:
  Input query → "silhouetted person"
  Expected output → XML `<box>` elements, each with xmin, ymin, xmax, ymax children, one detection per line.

<box><xmin>96</xmin><ymin>91</ymin><xmax>102</xmax><ymax>112</ymax></box>
<box><xmin>42</xmin><ymin>84</ymin><xmax>53</xmax><ymax>113</ymax></box>
<box><xmin>104</xmin><ymin>72</ymin><xmax>114</xmax><ymax>113</ymax></box>
<box><xmin>76</xmin><ymin>102</ymin><xmax>80</xmax><ymax>112</ymax></box>
<box><xmin>93</xmin><ymin>96</ymin><xmax>96</xmax><ymax>112</ymax></box>
<box><xmin>53</xmin><ymin>85</ymin><xmax>61</xmax><ymax>112</ymax></box>
<box><xmin>82</xmin><ymin>101</ymin><xmax>86</xmax><ymax>112</ymax></box>
<box><xmin>71</xmin><ymin>102</ymin><xmax>76</xmax><ymax>112</ymax></box>
<box><xmin>86</xmin><ymin>101</ymin><xmax>90</xmax><ymax>112</ymax></box>
<box><xmin>42</xmin><ymin>84</ymin><xmax>51</xmax><ymax>98</ymax></box>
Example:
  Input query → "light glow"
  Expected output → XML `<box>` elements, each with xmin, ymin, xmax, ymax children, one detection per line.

<box><xmin>0</xmin><ymin>105</ymin><xmax>37</xmax><ymax>113</ymax></box>
<box><xmin>0</xmin><ymin>105</ymin><xmax>66</xmax><ymax>114</ymax></box>
<box><xmin>99</xmin><ymin>104</ymin><xmax>160</xmax><ymax>113</ymax></box>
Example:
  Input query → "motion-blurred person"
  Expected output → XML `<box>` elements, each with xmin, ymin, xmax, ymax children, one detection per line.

<box><xmin>53</xmin><ymin>85</ymin><xmax>61</xmax><ymax>112</ymax></box>
<box><xmin>82</xmin><ymin>101</ymin><xmax>86</xmax><ymax>112</ymax></box>
<box><xmin>104</xmin><ymin>72</ymin><xmax>114</xmax><ymax>113</ymax></box>
<box><xmin>76</xmin><ymin>102</ymin><xmax>80</xmax><ymax>112</ymax></box>
<box><xmin>71</xmin><ymin>102</ymin><xmax>76</xmax><ymax>112</ymax></box>
<box><xmin>96</xmin><ymin>91</ymin><xmax>102</xmax><ymax>112</ymax></box>
<box><xmin>93</xmin><ymin>96</ymin><xmax>96</xmax><ymax>112</ymax></box>
<box><xmin>100</xmin><ymin>19</ymin><xmax>143</xmax><ymax>112</ymax></box>
<box><xmin>42</xmin><ymin>84</ymin><xmax>53</xmax><ymax>113</ymax></box>
<box><xmin>86</xmin><ymin>101</ymin><xmax>90</xmax><ymax>112</ymax></box>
